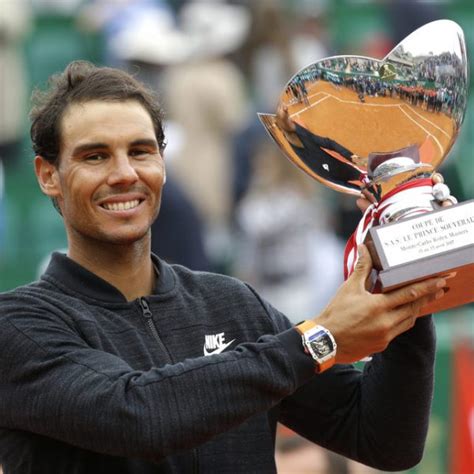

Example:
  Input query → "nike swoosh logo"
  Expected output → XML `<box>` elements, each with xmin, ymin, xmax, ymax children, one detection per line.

<box><xmin>203</xmin><ymin>339</ymin><xmax>235</xmax><ymax>356</ymax></box>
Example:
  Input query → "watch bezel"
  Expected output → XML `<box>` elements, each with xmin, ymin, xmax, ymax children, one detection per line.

<box><xmin>301</xmin><ymin>325</ymin><xmax>337</xmax><ymax>371</ymax></box>
<box><xmin>306</xmin><ymin>330</ymin><xmax>335</xmax><ymax>361</ymax></box>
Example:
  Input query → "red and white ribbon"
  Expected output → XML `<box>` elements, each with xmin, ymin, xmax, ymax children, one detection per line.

<box><xmin>344</xmin><ymin>178</ymin><xmax>436</xmax><ymax>280</ymax></box>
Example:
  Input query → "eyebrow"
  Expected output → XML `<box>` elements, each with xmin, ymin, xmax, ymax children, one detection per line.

<box><xmin>130</xmin><ymin>139</ymin><xmax>159</xmax><ymax>149</ymax></box>
<box><xmin>72</xmin><ymin>138</ymin><xmax>159</xmax><ymax>156</ymax></box>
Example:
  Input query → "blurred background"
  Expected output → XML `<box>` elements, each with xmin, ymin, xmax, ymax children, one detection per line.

<box><xmin>0</xmin><ymin>0</ymin><xmax>472</xmax><ymax>472</ymax></box>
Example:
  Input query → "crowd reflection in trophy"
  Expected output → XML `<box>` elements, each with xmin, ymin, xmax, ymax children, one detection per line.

<box><xmin>284</xmin><ymin>49</ymin><xmax>467</xmax><ymax>124</ymax></box>
<box><xmin>261</xmin><ymin>22</ymin><xmax>468</xmax><ymax>200</ymax></box>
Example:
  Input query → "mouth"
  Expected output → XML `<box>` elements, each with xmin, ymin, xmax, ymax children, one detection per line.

<box><xmin>100</xmin><ymin>199</ymin><xmax>142</xmax><ymax>212</ymax></box>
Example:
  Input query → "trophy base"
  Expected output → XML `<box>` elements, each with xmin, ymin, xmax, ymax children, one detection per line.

<box><xmin>365</xmin><ymin>199</ymin><xmax>474</xmax><ymax>314</ymax></box>
<box><xmin>376</xmin><ymin>251</ymin><xmax>474</xmax><ymax>314</ymax></box>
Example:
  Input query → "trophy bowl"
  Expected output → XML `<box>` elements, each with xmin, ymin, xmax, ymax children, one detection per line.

<box><xmin>259</xmin><ymin>19</ymin><xmax>473</xmax><ymax>314</ymax></box>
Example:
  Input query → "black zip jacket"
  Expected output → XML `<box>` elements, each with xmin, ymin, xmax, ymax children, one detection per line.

<box><xmin>0</xmin><ymin>253</ymin><xmax>436</xmax><ymax>473</ymax></box>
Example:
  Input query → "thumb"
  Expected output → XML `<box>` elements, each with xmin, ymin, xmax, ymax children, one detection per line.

<box><xmin>351</xmin><ymin>244</ymin><xmax>373</xmax><ymax>282</ymax></box>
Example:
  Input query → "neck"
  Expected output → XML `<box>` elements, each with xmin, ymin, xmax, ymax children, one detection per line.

<box><xmin>67</xmin><ymin>233</ymin><xmax>155</xmax><ymax>302</ymax></box>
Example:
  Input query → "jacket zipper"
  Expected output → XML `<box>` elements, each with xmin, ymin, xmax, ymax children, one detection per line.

<box><xmin>138</xmin><ymin>297</ymin><xmax>199</xmax><ymax>473</ymax></box>
<box><xmin>138</xmin><ymin>297</ymin><xmax>172</xmax><ymax>363</ymax></box>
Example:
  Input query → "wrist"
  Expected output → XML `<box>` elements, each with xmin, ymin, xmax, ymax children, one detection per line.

<box><xmin>295</xmin><ymin>320</ymin><xmax>337</xmax><ymax>373</ymax></box>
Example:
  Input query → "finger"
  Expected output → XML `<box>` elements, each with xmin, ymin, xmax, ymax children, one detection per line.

<box><xmin>276</xmin><ymin>105</ymin><xmax>283</xmax><ymax>121</ymax></box>
<box><xmin>356</xmin><ymin>197</ymin><xmax>370</xmax><ymax>213</ymax></box>
<box><xmin>441</xmin><ymin>195</ymin><xmax>458</xmax><ymax>207</ymax></box>
<box><xmin>432</xmin><ymin>182</ymin><xmax>451</xmax><ymax>201</ymax></box>
<box><xmin>387</xmin><ymin>299</ymin><xmax>425</xmax><ymax>339</ymax></box>
<box><xmin>389</xmin><ymin>310</ymin><xmax>417</xmax><ymax>339</ymax></box>
<box><xmin>389</xmin><ymin>290</ymin><xmax>444</xmax><ymax>338</ymax></box>
<box><xmin>381</xmin><ymin>277</ymin><xmax>446</xmax><ymax>309</ymax></box>
<box><xmin>349</xmin><ymin>244</ymin><xmax>373</xmax><ymax>287</ymax></box>
<box><xmin>361</xmin><ymin>188</ymin><xmax>377</xmax><ymax>204</ymax></box>
<box><xmin>431</xmin><ymin>172</ymin><xmax>444</xmax><ymax>184</ymax></box>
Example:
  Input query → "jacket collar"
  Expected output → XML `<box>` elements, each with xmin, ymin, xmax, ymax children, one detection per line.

<box><xmin>41</xmin><ymin>252</ymin><xmax>176</xmax><ymax>303</ymax></box>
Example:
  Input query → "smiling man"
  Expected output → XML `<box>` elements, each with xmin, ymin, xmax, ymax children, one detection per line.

<box><xmin>0</xmin><ymin>61</ymin><xmax>447</xmax><ymax>473</ymax></box>
<box><xmin>35</xmin><ymin>98</ymin><xmax>165</xmax><ymax>301</ymax></box>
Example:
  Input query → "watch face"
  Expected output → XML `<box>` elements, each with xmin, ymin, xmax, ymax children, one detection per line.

<box><xmin>308</xmin><ymin>331</ymin><xmax>334</xmax><ymax>358</ymax></box>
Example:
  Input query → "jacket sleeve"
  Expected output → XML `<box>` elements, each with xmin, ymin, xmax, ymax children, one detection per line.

<box><xmin>294</xmin><ymin>123</ymin><xmax>355</xmax><ymax>160</ymax></box>
<box><xmin>279</xmin><ymin>315</ymin><xmax>436</xmax><ymax>472</ymax></box>
<box><xmin>0</xmin><ymin>296</ymin><xmax>315</xmax><ymax>463</ymax></box>
<box><xmin>246</xmin><ymin>286</ymin><xmax>436</xmax><ymax>472</ymax></box>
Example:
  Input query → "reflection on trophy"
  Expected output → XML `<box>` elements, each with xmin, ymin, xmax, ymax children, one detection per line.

<box><xmin>259</xmin><ymin>20</ymin><xmax>474</xmax><ymax>314</ymax></box>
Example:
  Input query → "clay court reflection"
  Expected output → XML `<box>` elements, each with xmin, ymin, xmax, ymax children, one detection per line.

<box><xmin>259</xmin><ymin>20</ymin><xmax>468</xmax><ymax>197</ymax></box>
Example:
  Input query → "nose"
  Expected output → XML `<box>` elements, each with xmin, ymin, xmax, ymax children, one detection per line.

<box><xmin>107</xmin><ymin>153</ymin><xmax>139</xmax><ymax>187</ymax></box>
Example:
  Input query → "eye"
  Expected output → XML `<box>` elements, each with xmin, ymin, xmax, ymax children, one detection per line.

<box><xmin>85</xmin><ymin>153</ymin><xmax>107</xmax><ymax>162</ymax></box>
<box><xmin>129</xmin><ymin>149</ymin><xmax>150</xmax><ymax>158</ymax></box>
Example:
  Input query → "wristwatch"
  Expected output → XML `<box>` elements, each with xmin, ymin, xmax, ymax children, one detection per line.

<box><xmin>295</xmin><ymin>320</ymin><xmax>337</xmax><ymax>373</ymax></box>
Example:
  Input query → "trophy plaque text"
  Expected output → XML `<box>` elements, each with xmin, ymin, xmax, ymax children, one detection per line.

<box><xmin>365</xmin><ymin>200</ymin><xmax>474</xmax><ymax>313</ymax></box>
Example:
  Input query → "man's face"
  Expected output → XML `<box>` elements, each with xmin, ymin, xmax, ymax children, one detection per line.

<box><xmin>40</xmin><ymin>100</ymin><xmax>165</xmax><ymax>247</ymax></box>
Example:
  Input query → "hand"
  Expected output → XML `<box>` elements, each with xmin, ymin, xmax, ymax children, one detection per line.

<box><xmin>275</xmin><ymin>104</ymin><xmax>296</xmax><ymax>133</ymax></box>
<box><xmin>314</xmin><ymin>245</ymin><xmax>446</xmax><ymax>363</ymax></box>
<box><xmin>351</xmin><ymin>154</ymin><xmax>367</xmax><ymax>167</ymax></box>
<box><xmin>431</xmin><ymin>172</ymin><xmax>458</xmax><ymax>208</ymax></box>
<box><xmin>356</xmin><ymin>188</ymin><xmax>377</xmax><ymax>213</ymax></box>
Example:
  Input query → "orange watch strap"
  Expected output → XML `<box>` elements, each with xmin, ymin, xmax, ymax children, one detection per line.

<box><xmin>317</xmin><ymin>358</ymin><xmax>335</xmax><ymax>373</ymax></box>
<box><xmin>295</xmin><ymin>320</ymin><xmax>317</xmax><ymax>335</ymax></box>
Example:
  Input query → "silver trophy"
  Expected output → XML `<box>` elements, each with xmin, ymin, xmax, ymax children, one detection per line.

<box><xmin>259</xmin><ymin>20</ymin><xmax>473</xmax><ymax>314</ymax></box>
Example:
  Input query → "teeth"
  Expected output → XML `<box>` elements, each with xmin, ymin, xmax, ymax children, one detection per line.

<box><xmin>102</xmin><ymin>200</ymin><xmax>140</xmax><ymax>211</ymax></box>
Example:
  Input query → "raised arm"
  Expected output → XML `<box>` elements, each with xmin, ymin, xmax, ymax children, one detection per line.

<box><xmin>279</xmin><ymin>246</ymin><xmax>440</xmax><ymax>471</ymax></box>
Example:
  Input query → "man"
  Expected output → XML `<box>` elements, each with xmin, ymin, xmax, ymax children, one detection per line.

<box><xmin>0</xmin><ymin>61</ymin><xmax>447</xmax><ymax>473</ymax></box>
<box><xmin>275</xmin><ymin>104</ymin><xmax>364</xmax><ymax>191</ymax></box>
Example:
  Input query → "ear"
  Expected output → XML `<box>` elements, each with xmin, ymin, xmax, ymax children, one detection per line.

<box><xmin>34</xmin><ymin>156</ymin><xmax>62</xmax><ymax>199</ymax></box>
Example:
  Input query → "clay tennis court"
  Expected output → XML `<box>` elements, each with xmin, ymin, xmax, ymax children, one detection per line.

<box><xmin>260</xmin><ymin>79</ymin><xmax>458</xmax><ymax>194</ymax></box>
<box><xmin>284</xmin><ymin>80</ymin><xmax>456</xmax><ymax>162</ymax></box>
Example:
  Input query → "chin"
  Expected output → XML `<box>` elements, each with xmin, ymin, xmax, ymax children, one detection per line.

<box><xmin>91</xmin><ymin>224</ymin><xmax>151</xmax><ymax>246</ymax></box>
<box><xmin>68</xmin><ymin>219</ymin><xmax>152</xmax><ymax>248</ymax></box>
<box><xmin>107</xmin><ymin>229</ymin><xmax>150</xmax><ymax>245</ymax></box>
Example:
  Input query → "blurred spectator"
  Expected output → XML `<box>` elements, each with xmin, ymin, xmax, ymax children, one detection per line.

<box><xmin>0</xmin><ymin>0</ymin><xmax>31</xmax><ymax>256</ymax></box>
<box><xmin>231</xmin><ymin>118</ymin><xmax>263</xmax><ymax>212</ymax></box>
<box><xmin>151</xmin><ymin>174</ymin><xmax>211</xmax><ymax>271</ymax></box>
<box><xmin>0</xmin><ymin>0</ymin><xmax>31</xmax><ymax>169</ymax></box>
<box><xmin>386</xmin><ymin>0</ymin><xmax>444</xmax><ymax>46</ymax></box>
<box><xmin>239</xmin><ymin>0</ymin><xmax>295</xmax><ymax>110</ymax></box>
<box><xmin>235</xmin><ymin>140</ymin><xmax>344</xmax><ymax>322</ymax></box>
<box><xmin>358</xmin><ymin>1</ymin><xmax>444</xmax><ymax>60</ymax></box>
<box><xmin>241</xmin><ymin>0</ymin><xmax>329</xmax><ymax>111</ymax></box>
<box><xmin>147</xmin><ymin>117</ymin><xmax>211</xmax><ymax>272</ymax></box>
<box><xmin>162</xmin><ymin>1</ymin><xmax>251</xmax><ymax>266</ymax></box>
<box><xmin>79</xmin><ymin>0</ymin><xmax>176</xmax><ymax>67</ymax></box>
<box><xmin>234</xmin><ymin>0</ymin><xmax>331</xmax><ymax>215</ymax></box>
<box><xmin>289</xmin><ymin>0</ymin><xmax>330</xmax><ymax>72</ymax></box>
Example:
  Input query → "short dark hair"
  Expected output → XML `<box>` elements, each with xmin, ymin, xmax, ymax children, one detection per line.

<box><xmin>30</xmin><ymin>60</ymin><xmax>166</xmax><ymax>166</ymax></box>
